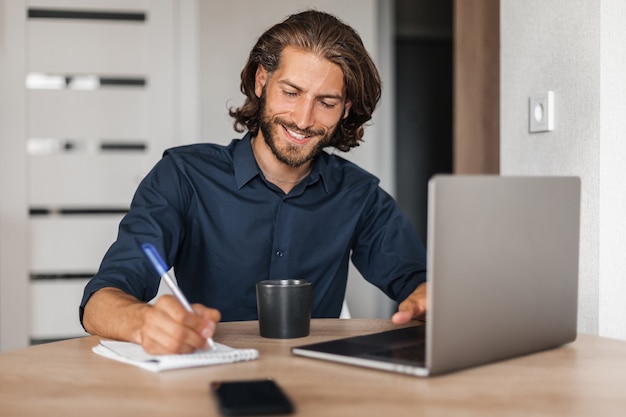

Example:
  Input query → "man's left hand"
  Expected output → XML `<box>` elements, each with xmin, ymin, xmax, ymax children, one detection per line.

<box><xmin>391</xmin><ymin>282</ymin><xmax>427</xmax><ymax>324</ymax></box>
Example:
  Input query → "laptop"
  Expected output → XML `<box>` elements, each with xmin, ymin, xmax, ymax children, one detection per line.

<box><xmin>292</xmin><ymin>175</ymin><xmax>581</xmax><ymax>377</ymax></box>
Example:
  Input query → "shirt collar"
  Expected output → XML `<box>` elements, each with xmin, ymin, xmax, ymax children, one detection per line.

<box><xmin>234</xmin><ymin>132</ymin><xmax>331</xmax><ymax>193</ymax></box>
<box><xmin>315</xmin><ymin>150</ymin><xmax>331</xmax><ymax>193</ymax></box>
<box><xmin>234</xmin><ymin>133</ymin><xmax>259</xmax><ymax>189</ymax></box>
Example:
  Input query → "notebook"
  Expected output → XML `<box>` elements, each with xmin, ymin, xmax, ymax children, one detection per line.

<box><xmin>93</xmin><ymin>340</ymin><xmax>259</xmax><ymax>372</ymax></box>
<box><xmin>292</xmin><ymin>175</ymin><xmax>581</xmax><ymax>377</ymax></box>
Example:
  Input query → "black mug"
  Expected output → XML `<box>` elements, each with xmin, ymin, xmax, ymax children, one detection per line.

<box><xmin>256</xmin><ymin>279</ymin><xmax>312</xmax><ymax>338</ymax></box>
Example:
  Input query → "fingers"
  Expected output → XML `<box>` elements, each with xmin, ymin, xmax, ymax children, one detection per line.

<box><xmin>391</xmin><ymin>310</ymin><xmax>414</xmax><ymax>325</ymax></box>
<box><xmin>192</xmin><ymin>304</ymin><xmax>221</xmax><ymax>341</ymax></box>
<box><xmin>392</xmin><ymin>283</ymin><xmax>428</xmax><ymax>325</ymax></box>
<box><xmin>193</xmin><ymin>304</ymin><xmax>222</xmax><ymax>326</ymax></box>
<box><xmin>140</xmin><ymin>295</ymin><xmax>220</xmax><ymax>355</ymax></box>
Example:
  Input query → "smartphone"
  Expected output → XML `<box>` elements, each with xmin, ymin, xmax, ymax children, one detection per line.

<box><xmin>210</xmin><ymin>378</ymin><xmax>294</xmax><ymax>416</ymax></box>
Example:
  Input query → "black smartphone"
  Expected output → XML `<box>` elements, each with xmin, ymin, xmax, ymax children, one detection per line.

<box><xmin>210</xmin><ymin>378</ymin><xmax>294</xmax><ymax>416</ymax></box>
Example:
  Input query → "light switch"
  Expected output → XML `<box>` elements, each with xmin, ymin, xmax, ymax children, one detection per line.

<box><xmin>529</xmin><ymin>91</ymin><xmax>554</xmax><ymax>133</ymax></box>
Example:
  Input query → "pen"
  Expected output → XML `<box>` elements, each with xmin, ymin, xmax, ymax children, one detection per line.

<box><xmin>141</xmin><ymin>243</ymin><xmax>216</xmax><ymax>350</ymax></box>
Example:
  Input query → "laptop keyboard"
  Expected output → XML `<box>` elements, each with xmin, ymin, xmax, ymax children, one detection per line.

<box><xmin>363</xmin><ymin>343</ymin><xmax>426</xmax><ymax>365</ymax></box>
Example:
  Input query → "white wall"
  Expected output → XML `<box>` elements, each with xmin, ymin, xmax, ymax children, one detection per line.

<box><xmin>0</xmin><ymin>0</ymin><xmax>30</xmax><ymax>352</ymax></box>
<box><xmin>500</xmin><ymin>0</ymin><xmax>626</xmax><ymax>338</ymax></box>
<box><xmin>598</xmin><ymin>0</ymin><xmax>626</xmax><ymax>339</ymax></box>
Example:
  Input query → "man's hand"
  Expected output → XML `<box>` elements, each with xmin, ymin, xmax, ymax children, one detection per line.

<box><xmin>391</xmin><ymin>282</ymin><xmax>427</xmax><ymax>324</ymax></box>
<box><xmin>140</xmin><ymin>295</ymin><xmax>221</xmax><ymax>354</ymax></box>
<box><xmin>82</xmin><ymin>288</ymin><xmax>221</xmax><ymax>355</ymax></box>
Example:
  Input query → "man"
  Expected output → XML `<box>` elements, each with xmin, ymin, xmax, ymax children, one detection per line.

<box><xmin>80</xmin><ymin>10</ymin><xmax>427</xmax><ymax>355</ymax></box>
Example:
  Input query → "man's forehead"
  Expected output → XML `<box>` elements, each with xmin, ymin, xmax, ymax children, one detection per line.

<box><xmin>272</xmin><ymin>46</ymin><xmax>346</xmax><ymax>96</ymax></box>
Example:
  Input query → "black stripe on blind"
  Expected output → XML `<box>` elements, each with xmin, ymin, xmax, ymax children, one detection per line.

<box><xmin>29</xmin><ymin>208</ymin><xmax>129</xmax><ymax>216</ymax></box>
<box><xmin>100</xmin><ymin>142</ymin><xmax>147</xmax><ymax>151</ymax></box>
<box><xmin>28</xmin><ymin>8</ymin><xmax>146</xmax><ymax>22</ymax></box>
<box><xmin>29</xmin><ymin>208</ymin><xmax>51</xmax><ymax>216</ymax></box>
<box><xmin>100</xmin><ymin>78</ymin><xmax>146</xmax><ymax>87</ymax></box>
<box><xmin>31</xmin><ymin>273</ymin><xmax>95</xmax><ymax>281</ymax></box>
<box><xmin>59</xmin><ymin>208</ymin><xmax>129</xmax><ymax>215</ymax></box>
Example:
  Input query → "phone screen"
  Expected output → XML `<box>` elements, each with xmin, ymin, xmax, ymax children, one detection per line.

<box><xmin>210</xmin><ymin>379</ymin><xmax>294</xmax><ymax>416</ymax></box>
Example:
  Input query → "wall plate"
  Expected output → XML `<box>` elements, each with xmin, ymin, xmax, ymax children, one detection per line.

<box><xmin>529</xmin><ymin>91</ymin><xmax>554</xmax><ymax>133</ymax></box>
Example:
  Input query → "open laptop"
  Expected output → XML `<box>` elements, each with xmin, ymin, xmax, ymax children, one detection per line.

<box><xmin>292</xmin><ymin>175</ymin><xmax>581</xmax><ymax>377</ymax></box>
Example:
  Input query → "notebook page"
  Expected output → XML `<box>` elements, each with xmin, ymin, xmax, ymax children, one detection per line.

<box><xmin>93</xmin><ymin>340</ymin><xmax>259</xmax><ymax>372</ymax></box>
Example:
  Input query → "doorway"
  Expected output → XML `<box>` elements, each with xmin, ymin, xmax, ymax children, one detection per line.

<box><xmin>395</xmin><ymin>0</ymin><xmax>453</xmax><ymax>243</ymax></box>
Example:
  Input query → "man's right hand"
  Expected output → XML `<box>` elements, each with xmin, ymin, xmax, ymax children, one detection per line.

<box><xmin>140</xmin><ymin>295</ymin><xmax>221</xmax><ymax>354</ymax></box>
<box><xmin>82</xmin><ymin>287</ymin><xmax>221</xmax><ymax>355</ymax></box>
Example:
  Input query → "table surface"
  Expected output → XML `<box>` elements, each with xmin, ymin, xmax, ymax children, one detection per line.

<box><xmin>1</xmin><ymin>319</ymin><xmax>626</xmax><ymax>416</ymax></box>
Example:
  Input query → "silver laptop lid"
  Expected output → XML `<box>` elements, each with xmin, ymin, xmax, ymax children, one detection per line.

<box><xmin>426</xmin><ymin>175</ymin><xmax>580</xmax><ymax>375</ymax></box>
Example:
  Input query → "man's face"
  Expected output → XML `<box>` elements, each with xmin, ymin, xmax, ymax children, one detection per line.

<box><xmin>255</xmin><ymin>46</ymin><xmax>352</xmax><ymax>168</ymax></box>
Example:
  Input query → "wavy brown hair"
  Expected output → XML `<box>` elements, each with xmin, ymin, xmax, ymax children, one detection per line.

<box><xmin>229</xmin><ymin>10</ymin><xmax>382</xmax><ymax>152</ymax></box>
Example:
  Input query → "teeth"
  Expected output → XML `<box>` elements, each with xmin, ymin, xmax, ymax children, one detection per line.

<box><xmin>287</xmin><ymin>128</ymin><xmax>306</xmax><ymax>140</ymax></box>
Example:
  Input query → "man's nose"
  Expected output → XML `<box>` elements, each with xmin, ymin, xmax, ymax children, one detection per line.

<box><xmin>291</xmin><ymin>98</ymin><xmax>315</xmax><ymax>130</ymax></box>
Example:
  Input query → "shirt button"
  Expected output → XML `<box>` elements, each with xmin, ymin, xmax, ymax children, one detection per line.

<box><xmin>275</xmin><ymin>251</ymin><xmax>284</xmax><ymax>257</ymax></box>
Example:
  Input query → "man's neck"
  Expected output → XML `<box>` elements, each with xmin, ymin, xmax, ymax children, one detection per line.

<box><xmin>251</xmin><ymin>136</ymin><xmax>312</xmax><ymax>193</ymax></box>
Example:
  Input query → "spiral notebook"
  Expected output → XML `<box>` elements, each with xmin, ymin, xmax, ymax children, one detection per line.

<box><xmin>93</xmin><ymin>339</ymin><xmax>259</xmax><ymax>372</ymax></box>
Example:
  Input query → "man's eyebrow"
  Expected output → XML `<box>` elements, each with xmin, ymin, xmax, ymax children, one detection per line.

<box><xmin>278</xmin><ymin>79</ymin><xmax>344</xmax><ymax>100</ymax></box>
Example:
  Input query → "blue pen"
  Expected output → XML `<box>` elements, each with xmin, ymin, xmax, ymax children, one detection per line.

<box><xmin>141</xmin><ymin>243</ymin><xmax>216</xmax><ymax>350</ymax></box>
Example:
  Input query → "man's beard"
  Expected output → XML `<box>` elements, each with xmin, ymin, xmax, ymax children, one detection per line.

<box><xmin>258</xmin><ymin>93</ymin><xmax>336</xmax><ymax>168</ymax></box>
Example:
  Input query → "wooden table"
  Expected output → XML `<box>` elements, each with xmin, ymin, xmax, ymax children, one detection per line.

<box><xmin>1</xmin><ymin>319</ymin><xmax>626</xmax><ymax>416</ymax></box>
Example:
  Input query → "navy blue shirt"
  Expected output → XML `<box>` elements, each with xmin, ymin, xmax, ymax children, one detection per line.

<box><xmin>80</xmin><ymin>134</ymin><xmax>426</xmax><ymax>323</ymax></box>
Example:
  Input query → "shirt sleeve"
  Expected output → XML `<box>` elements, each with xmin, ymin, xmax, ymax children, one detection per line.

<box><xmin>79</xmin><ymin>153</ymin><xmax>189</xmax><ymax>326</ymax></box>
<box><xmin>349</xmin><ymin>186</ymin><xmax>427</xmax><ymax>303</ymax></box>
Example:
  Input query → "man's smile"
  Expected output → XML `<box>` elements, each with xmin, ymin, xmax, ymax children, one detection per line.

<box><xmin>283</xmin><ymin>125</ymin><xmax>312</xmax><ymax>144</ymax></box>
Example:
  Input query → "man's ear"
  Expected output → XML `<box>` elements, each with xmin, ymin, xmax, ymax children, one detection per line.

<box><xmin>254</xmin><ymin>65</ymin><xmax>268</xmax><ymax>98</ymax></box>
<box><xmin>342</xmin><ymin>101</ymin><xmax>352</xmax><ymax>119</ymax></box>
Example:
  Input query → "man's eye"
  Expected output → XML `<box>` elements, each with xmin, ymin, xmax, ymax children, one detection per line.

<box><xmin>320</xmin><ymin>101</ymin><xmax>336</xmax><ymax>109</ymax></box>
<box><xmin>283</xmin><ymin>90</ymin><xmax>298</xmax><ymax>97</ymax></box>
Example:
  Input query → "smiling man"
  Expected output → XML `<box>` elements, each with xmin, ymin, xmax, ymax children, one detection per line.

<box><xmin>80</xmin><ymin>10</ymin><xmax>427</xmax><ymax>355</ymax></box>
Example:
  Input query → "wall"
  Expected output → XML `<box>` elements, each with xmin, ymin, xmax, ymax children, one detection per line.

<box><xmin>500</xmin><ymin>0</ymin><xmax>626</xmax><ymax>338</ymax></box>
<box><xmin>0</xmin><ymin>0</ymin><xmax>30</xmax><ymax>351</ymax></box>
<box><xmin>598</xmin><ymin>0</ymin><xmax>626</xmax><ymax>338</ymax></box>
